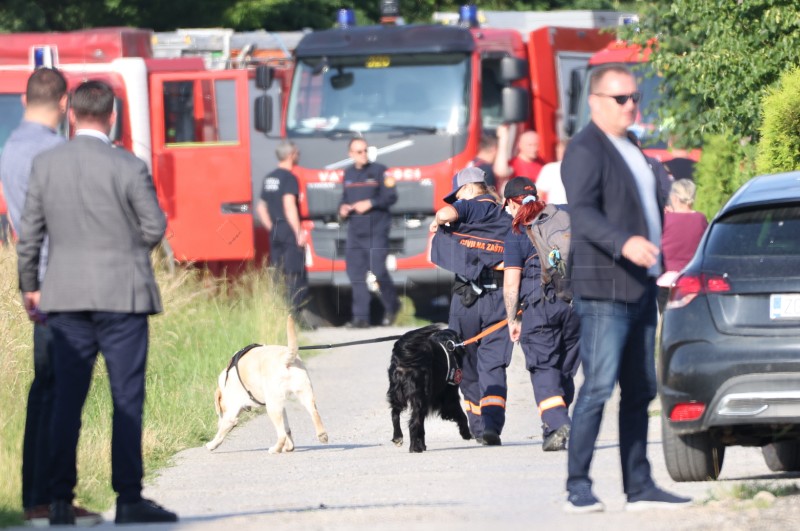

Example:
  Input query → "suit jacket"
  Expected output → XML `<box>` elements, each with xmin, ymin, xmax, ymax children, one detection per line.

<box><xmin>17</xmin><ymin>135</ymin><xmax>167</xmax><ymax>314</ymax></box>
<box><xmin>561</xmin><ymin>121</ymin><xmax>665</xmax><ymax>302</ymax></box>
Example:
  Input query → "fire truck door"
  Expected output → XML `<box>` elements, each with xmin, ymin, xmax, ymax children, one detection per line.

<box><xmin>150</xmin><ymin>69</ymin><xmax>254</xmax><ymax>262</ymax></box>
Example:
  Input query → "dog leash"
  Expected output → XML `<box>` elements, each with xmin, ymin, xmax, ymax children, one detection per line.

<box><xmin>298</xmin><ymin>335</ymin><xmax>404</xmax><ymax>351</ymax></box>
<box><xmin>300</xmin><ymin>302</ymin><xmax>527</xmax><ymax>351</ymax></box>
<box><xmin>451</xmin><ymin>305</ymin><xmax>527</xmax><ymax>348</ymax></box>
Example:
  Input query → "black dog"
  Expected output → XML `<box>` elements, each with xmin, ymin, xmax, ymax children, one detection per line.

<box><xmin>387</xmin><ymin>324</ymin><xmax>472</xmax><ymax>452</ymax></box>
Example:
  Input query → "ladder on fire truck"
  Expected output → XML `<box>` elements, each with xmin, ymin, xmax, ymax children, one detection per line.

<box><xmin>151</xmin><ymin>28</ymin><xmax>306</xmax><ymax>70</ymax></box>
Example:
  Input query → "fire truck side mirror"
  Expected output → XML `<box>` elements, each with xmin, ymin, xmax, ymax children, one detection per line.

<box><xmin>254</xmin><ymin>95</ymin><xmax>273</xmax><ymax>134</ymax></box>
<box><xmin>256</xmin><ymin>65</ymin><xmax>274</xmax><ymax>90</ymax></box>
<box><xmin>499</xmin><ymin>57</ymin><xmax>528</xmax><ymax>84</ymax></box>
<box><xmin>501</xmin><ymin>87</ymin><xmax>529</xmax><ymax>124</ymax></box>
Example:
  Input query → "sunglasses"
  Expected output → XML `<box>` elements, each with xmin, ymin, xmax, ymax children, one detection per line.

<box><xmin>351</xmin><ymin>149</ymin><xmax>367</xmax><ymax>154</ymax></box>
<box><xmin>594</xmin><ymin>92</ymin><xmax>642</xmax><ymax>105</ymax></box>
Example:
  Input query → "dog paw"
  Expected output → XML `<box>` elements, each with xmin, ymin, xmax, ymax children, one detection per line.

<box><xmin>318</xmin><ymin>432</ymin><xmax>329</xmax><ymax>444</ymax></box>
<box><xmin>460</xmin><ymin>430</ymin><xmax>472</xmax><ymax>441</ymax></box>
<box><xmin>409</xmin><ymin>440</ymin><xmax>426</xmax><ymax>453</ymax></box>
<box><xmin>392</xmin><ymin>437</ymin><xmax>403</xmax><ymax>447</ymax></box>
<box><xmin>205</xmin><ymin>441</ymin><xmax>218</xmax><ymax>451</ymax></box>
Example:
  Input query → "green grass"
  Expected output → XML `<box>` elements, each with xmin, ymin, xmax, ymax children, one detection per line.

<box><xmin>0</xmin><ymin>248</ymin><xmax>293</xmax><ymax>527</ymax></box>
<box><xmin>703</xmin><ymin>481</ymin><xmax>800</xmax><ymax>508</ymax></box>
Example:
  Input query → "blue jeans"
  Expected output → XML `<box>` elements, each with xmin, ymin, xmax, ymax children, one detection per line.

<box><xmin>566</xmin><ymin>282</ymin><xmax>658</xmax><ymax>497</ymax></box>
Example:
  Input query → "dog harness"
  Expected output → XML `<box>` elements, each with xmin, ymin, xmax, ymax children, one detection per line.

<box><xmin>224</xmin><ymin>344</ymin><xmax>265</xmax><ymax>406</ymax></box>
<box><xmin>439</xmin><ymin>341</ymin><xmax>463</xmax><ymax>386</ymax></box>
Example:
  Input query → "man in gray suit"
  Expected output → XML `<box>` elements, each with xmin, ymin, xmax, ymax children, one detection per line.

<box><xmin>16</xmin><ymin>80</ymin><xmax>177</xmax><ymax>525</ymax></box>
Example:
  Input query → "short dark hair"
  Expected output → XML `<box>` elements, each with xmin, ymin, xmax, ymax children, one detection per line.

<box><xmin>25</xmin><ymin>68</ymin><xmax>67</xmax><ymax>107</ymax></box>
<box><xmin>589</xmin><ymin>64</ymin><xmax>634</xmax><ymax>95</ymax></box>
<box><xmin>349</xmin><ymin>137</ymin><xmax>367</xmax><ymax>150</ymax></box>
<box><xmin>479</xmin><ymin>134</ymin><xmax>498</xmax><ymax>151</ymax></box>
<box><xmin>71</xmin><ymin>80</ymin><xmax>114</xmax><ymax>121</ymax></box>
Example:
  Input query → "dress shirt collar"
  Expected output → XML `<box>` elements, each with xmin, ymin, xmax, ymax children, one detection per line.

<box><xmin>75</xmin><ymin>129</ymin><xmax>111</xmax><ymax>144</ymax></box>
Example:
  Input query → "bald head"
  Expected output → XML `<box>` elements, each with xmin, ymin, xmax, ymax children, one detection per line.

<box><xmin>517</xmin><ymin>131</ymin><xmax>540</xmax><ymax>161</ymax></box>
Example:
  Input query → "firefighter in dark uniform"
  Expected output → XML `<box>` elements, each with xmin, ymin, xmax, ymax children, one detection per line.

<box><xmin>430</xmin><ymin>166</ymin><xmax>513</xmax><ymax>445</ymax></box>
<box><xmin>502</xmin><ymin>177</ymin><xmax>580</xmax><ymax>451</ymax></box>
<box><xmin>339</xmin><ymin>137</ymin><xmax>400</xmax><ymax>328</ymax></box>
<box><xmin>255</xmin><ymin>140</ymin><xmax>310</xmax><ymax>320</ymax></box>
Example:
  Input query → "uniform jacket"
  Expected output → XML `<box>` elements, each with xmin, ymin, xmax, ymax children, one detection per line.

<box><xmin>561</xmin><ymin>121</ymin><xmax>665</xmax><ymax>302</ymax></box>
<box><xmin>431</xmin><ymin>195</ymin><xmax>510</xmax><ymax>281</ymax></box>
<box><xmin>340</xmin><ymin>161</ymin><xmax>397</xmax><ymax>237</ymax></box>
<box><xmin>17</xmin><ymin>135</ymin><xmax>167</xmax><ymax>314</ymax></box>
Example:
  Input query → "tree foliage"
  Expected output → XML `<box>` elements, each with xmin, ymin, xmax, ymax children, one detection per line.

<box><xmin>1</xmin><ymin>0</ymin><xmax>628</xmax><ymax>32</ymax></box>
<box><xmin>620</xmin><ymin>2</ymin><xmax>800</xmax><ymax>148</ymax></box>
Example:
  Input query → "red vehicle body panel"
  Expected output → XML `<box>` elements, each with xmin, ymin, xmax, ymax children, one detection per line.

<box><xmin>149</xmin><ymin>70</ymin><xmax>254</xmax><ymax>261</ymax></box>
<box><xmin>0</xmin><ymin>28</ymin><xmax>153</xmax><ymax>65</ymax></box>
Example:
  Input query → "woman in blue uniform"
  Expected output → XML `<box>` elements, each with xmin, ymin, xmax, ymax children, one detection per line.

<box><xmin>502</xmin><ymin>177</ymin><xmax>580</xmax><ymax>451</ymax></box>
<box><xmin>430</xmin><ymin>167</ymin><xmax>513</xmax><ymax>445</ymax></box>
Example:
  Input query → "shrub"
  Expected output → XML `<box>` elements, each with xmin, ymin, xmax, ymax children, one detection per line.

<box><xmin>756</xmin><ymin>66</ymin><xmax>800</xmax><ymax>174</ymax></box>
<box><xmin>693</xmin><ymin>133</ymin><xmax>757</xmax><ymax>220</ymax></box>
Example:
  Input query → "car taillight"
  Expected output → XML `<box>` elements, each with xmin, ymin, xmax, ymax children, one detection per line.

<box><xmin>670</xmin><ymin>402</ymin><xmax>706</xmax><ymax>422</ymax></box>
<box><xmin>666</xmin><ymin>273</ymin><xmax>730</xmax><ymax>310</ymax></box>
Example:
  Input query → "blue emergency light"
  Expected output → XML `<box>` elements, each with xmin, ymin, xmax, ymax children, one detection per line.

<box><xmin>337</xmin><ymin>8</ymin><xmax>356</xmax><ymax>28</ymax></box>
<box><xmin>31</xmin><ymin>45</ymin><xmax>58</xmax><ymax>69</ymax></box>
<box><xmin>458</xmin><ymin>4</ymin><xmax>479</xmax><ymax>28</ymax></box>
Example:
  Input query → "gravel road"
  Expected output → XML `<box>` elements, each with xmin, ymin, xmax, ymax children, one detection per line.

<box><xmin>11</xmin><ymin>324</ymin><xmax>800</xmax><ymax>530</ymax></box>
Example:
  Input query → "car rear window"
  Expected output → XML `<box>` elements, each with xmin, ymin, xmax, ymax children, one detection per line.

<box><xmin>705</xmin><ymin>205</ymin><xmax>800</xmax><ymax>257</ymax></box>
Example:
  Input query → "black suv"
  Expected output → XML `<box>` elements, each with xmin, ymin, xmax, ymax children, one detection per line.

<box><xmin>659</xmin><ymin>171</ymin><xmax>800</xmax><ymax>482</ymax></box>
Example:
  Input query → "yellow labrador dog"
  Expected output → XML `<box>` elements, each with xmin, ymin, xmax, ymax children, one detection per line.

<box><xmin>206</xmin><ymin>316</ymin><xmax>328</xmax><ymax>453</ymax></box>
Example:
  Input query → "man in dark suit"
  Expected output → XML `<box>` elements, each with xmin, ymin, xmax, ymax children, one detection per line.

<box><xmin>561</xmin><ymin>65</ymin><xmax>690</xmax><ymax>513</ymax></box>
<box><xmin>16</xmin><ymin>80</ymin><xmax>177</xmax><ymax>525</ymax></box>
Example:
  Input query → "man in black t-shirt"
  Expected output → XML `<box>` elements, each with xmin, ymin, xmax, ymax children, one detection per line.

<box><xmin>256</xmin><ymin>141</ymin><xmax>309</xmax><ymax>318</ymax></box>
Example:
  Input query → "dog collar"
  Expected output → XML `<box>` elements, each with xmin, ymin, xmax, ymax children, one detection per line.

<box><xmin>438</xmin><ymin>342</ymin><xmax>463</xmax><ymax>386</ymax></box>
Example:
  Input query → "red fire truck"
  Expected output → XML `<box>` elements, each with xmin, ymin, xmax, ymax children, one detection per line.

<box><xmin>259</xmin><ymin>6</ymin><xmax>615</xmax><ymax>293</ymax></box>
<box><xmin>0</xmin><ymin>27</ymin><xmax>271</xmax><ymax>265</ymax></box>
<box><xmin>572</xmin><ymin>39</ymin><xmax>702</xmax><ymax>174</ymax></box>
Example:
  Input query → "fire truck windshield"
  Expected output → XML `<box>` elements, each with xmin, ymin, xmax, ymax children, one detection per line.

<box><xmin>576</xmin><ymin>63</ymin><xmax>667</xmax><ymax>149</ymax></box>
<box><xmin>286</xmin><ymin>53</ymin><xmax>470</xmax><ymax>137</ymax></box>
<box><xmin>0</xmin><ymin>94</ymin><xmax>25</xmax><ymax>157</ymax></box>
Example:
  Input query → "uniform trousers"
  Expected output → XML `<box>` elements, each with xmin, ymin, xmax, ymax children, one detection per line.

<box><xmin>269</xmin><ymin>236</ymin><xmax>308</xmax><ymax>314</ymax></box>
<box><xmin>449</xmin><ymin>288</ymin><xmax>512</xmax><ymax>437</ymax></box>
<box><xmin>345</xmin><ymin>216</ymin><xmax>398</xmax><ymax>322</ymax></box>
<box><xmin>48</xmin><ymin>312</ymin><xmax>148</xmax><ymax>504</ymax></box>
<box><xmin>520</xmin><ymin>295</ymin><xmax>580</xmax><ymax>436</ymax></box>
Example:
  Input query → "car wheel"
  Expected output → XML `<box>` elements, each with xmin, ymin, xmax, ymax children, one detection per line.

<box><xmin>661</xmin><ymin>413</ymin><xmax>725</xmax><ymax>482</ymax></box>
<box><xmin>762</xmin><ymin>440</ymin><xmax>800</xmax><ymax>472</ymax></box>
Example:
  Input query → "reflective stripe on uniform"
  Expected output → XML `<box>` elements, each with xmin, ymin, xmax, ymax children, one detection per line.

<box><xmin>465</xmin><ymin>400</ymin><xmax>481</xmax><ymax>414</ymax></box>
<box><xmin>538</xmin><ymin>395</ymin><xmax>567</xmax><ymax>414</ymax></box>
<box><xmin>464</xmin><ymin>400</ymin><xmax>482</xmax><ymax>415</ymax></box>
<box><xmin>480</xmin><ymin>395</ymin><xmax>506</xmax><ymax>409</ymax></box>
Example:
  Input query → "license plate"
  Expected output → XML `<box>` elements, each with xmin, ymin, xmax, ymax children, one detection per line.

<box><xmin>770</xmin><ymin>294</ymin><xmax>800</xmax><ymax>319</ymax></box>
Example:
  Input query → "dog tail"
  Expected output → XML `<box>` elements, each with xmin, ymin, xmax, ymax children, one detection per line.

<box><xmin>213</xmin><ymin>386</ymin><xmax>223</xmax><ymax>418</ymax></box>
<box><xmin>285</xmin><ymin>314</ymin><xmax>299</xmax><ymax>366</ymax></box>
